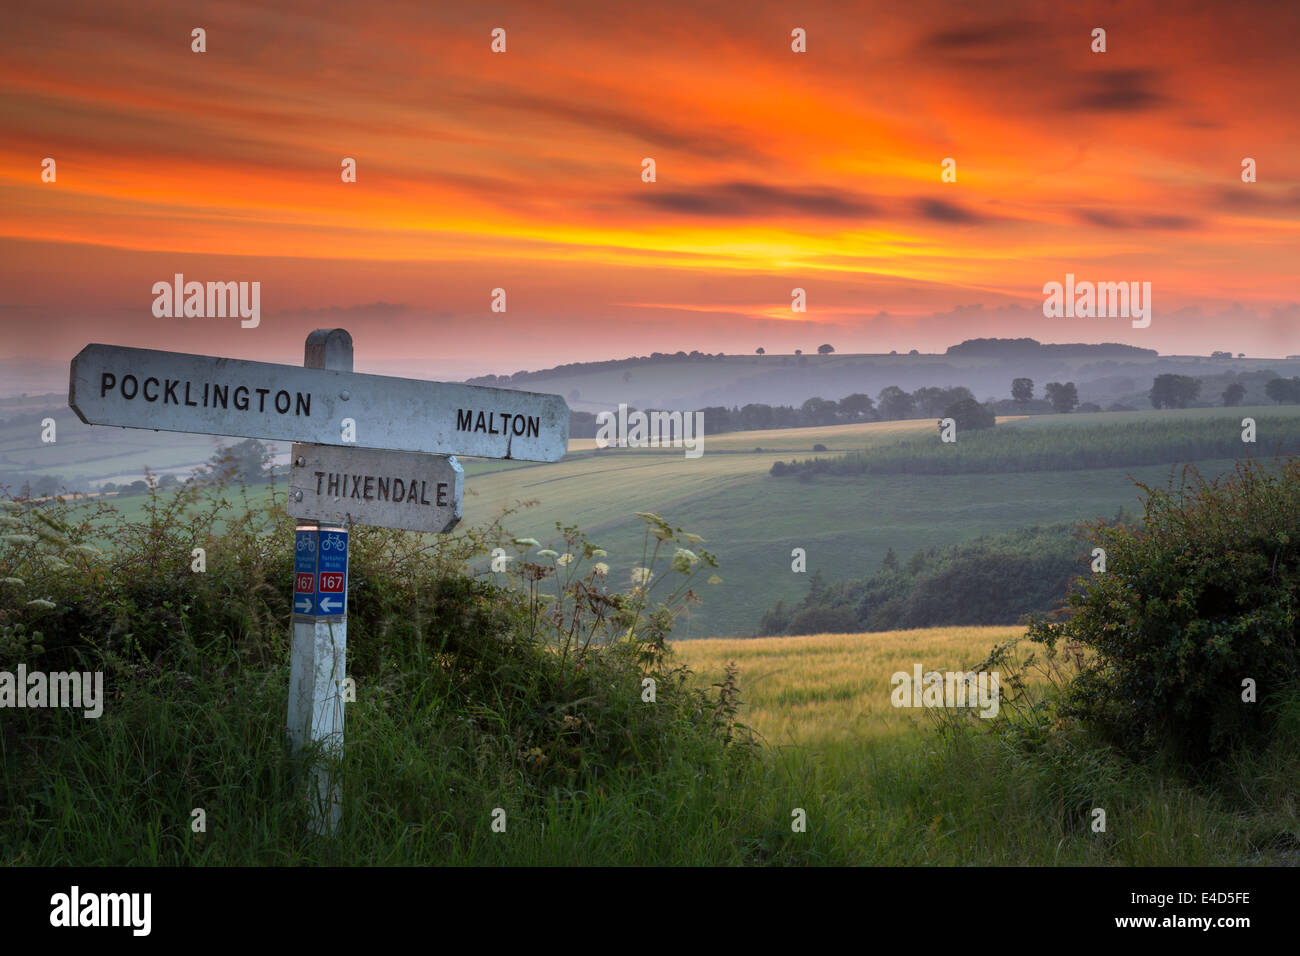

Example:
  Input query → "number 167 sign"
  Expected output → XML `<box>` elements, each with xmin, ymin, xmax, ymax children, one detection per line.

<box><xmin>293</xmin><ymin>528</ymin><xmax>349</xmax><ymax>618</ymax></box>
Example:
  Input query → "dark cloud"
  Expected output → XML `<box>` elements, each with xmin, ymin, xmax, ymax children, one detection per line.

<box><xmin>1074</xmin><ymin>210</ymin><xmax>1200</xmax><ymax>230</ymax></box>
<box><xmin>915</xmin><ymin>198</ymin><xmax>988</xmax><ymax>224</ymax></box>
<box><xmin>1076</xmin><ymin>210</ymin><xmax>1127</xmax><ymax>229</ymax></box>
<box><xmin>1068</xmin><ymin>70</ymin><xmax>1167</xmax><ymax>111</ymax></box>
<box><xmin>922</xmin><ymin>21</ymin><xmax>1040</xmax><ymax>51</ymax></box>
<box><xmin>459</xmin><ymin>87</ymin><xmax>760</xmax><ymax>162</ymax></box>
<box><xmin>1211</xmin><ymin>185</ymin><xmax>1300</xmax><ymax>210</ymax></box>
<box><xmin>634</xmin><ymin>181</ymin><xmax>877</xmax><ymax>219</ymax></box>
<box><xmin>1139</xmin><ymin>214</ymin><xmax>1200</xmax><ymax>230</ymax></box>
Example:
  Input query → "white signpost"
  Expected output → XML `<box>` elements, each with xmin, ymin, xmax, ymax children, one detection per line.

<box><xmin>69</xmin><ymin>343</ymin><xmax>568</xmax><ymax>462</ymax></box>
<box><xmin>67</xmin><ymin>329</ymin><xmax>568</xmax><ymax>834</ymax></box>
<box><xmin>288</xmin><ymin>443</ymin><xmax>464</xmax><ymax>534</ymax></box>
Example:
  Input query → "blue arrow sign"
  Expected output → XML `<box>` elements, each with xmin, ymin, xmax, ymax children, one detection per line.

<box><xmin>317</xmin><ymin>594</ymin><xmax>345</xmax><ymax>615</ymax></box>
<box><xmin>294</xmin><ymin>596</ymin><xmax>314</xmax><ymax>614</ymax></box>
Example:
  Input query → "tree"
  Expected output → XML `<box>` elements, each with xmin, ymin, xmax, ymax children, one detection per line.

<box><xmin>913</xmin><ymin>386</ymin><xmax>972</xmax><ymax>418</ymax></box>
<box><xmin>33</xmin><ymin>475</ymin><xmax>60</xmax><ymax>498</ymax></box>
<box><xmin>1150</xmin><ymin>373</ymin><xmax>1201</xmax><ymax>409</ymax></box>
<box><xmin>1011</xmin><ymin>377</ymin><xmax>1034</xmax><ymax>404</ymax></box>
<box><xmin>910</xmin><ymin>386</ymin><xmax>946</xmax><ymax>417</ymax></box>
<box><xmin>817</xmin><ymin>344</ymin><xmax>835</xmax><ymax>355</ymax></box>
<box><xmin>794</xmin><ymin>349</ymin><xmax>802</xmax><ymax>356</ymax></box>
<box><xmin>1044</xmin><ymin>381</ymin><xmax>1079</xmax><ymax>414</ymax></box>
<box><xmin>755</xmin><ymin>347</ymin><xmax>765</xmax><ymax>355</ymax></box>
<box><xmin>699</xmin><ymin>406</ymin><xmax>731</xmax><ymax>432</ymax></box>
<box><xmin>908</xmin><ymin>348</ymin><xmax>919</xmax><ymax>356</ymax></box>
<box><xmin>876</xmin><ymin>385</ymin><xmax>915</xmax><ymax>420</ymax></box>
<box><xmin>738</xmin><ymin>403</ymin><xmax>775</xmax><ymax>430</ymax></box>
<box><xmin>838</xmin><ymin>393</ymin><xmax>874</xmax><ymax>421</ymax></box>
<box><xmin>799</xmin><ymin>397</ymin><xmax>838</xmax><ymax>426</ymax></box>
<box><xmin>1222</xmin><ymin>382</ymin><xmax>1246</xmax><ymax>407</ymax></box>
<box><xmin>158</xmin><ymin>473</ymin><xmax>180</xmax><ymax>489</ymax></box>
<box><xmin>942</xmin><ymin>398</ymin><xmax>996</xmax><ymax>431</ymax></box>
<box><xmin>1264</xmin><ymin>377</ymin><xmax>1300</xmax><ymax>405</ymax></box>
<box><xmin>209</xmin><ymin>438</ymin><xmax>273</xmax><ymax>482</ymax></box>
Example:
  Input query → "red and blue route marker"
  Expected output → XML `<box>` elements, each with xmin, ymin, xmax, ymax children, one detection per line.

<box><xmin>293</xmin><ymin>528</ymin><xmax>317</xmax><ymax>616</ymax></box>
<box><xmin>315</xmin><ymin>530</ymin><xmax>348</xmax><ymax>616</ymax></box>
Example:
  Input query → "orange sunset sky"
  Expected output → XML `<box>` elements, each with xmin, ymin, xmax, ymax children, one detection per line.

<box><xmin>1</xmin><ymin>0</ymin><xmax>1297</xmax><ymax>379</ymax></box>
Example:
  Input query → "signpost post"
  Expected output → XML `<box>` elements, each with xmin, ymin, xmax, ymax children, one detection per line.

<box><xmin>287</xmin><ymin>329</ymin><xmax>352</xmax><ymax>834</ymax></box>
<box><xmin>67</xmin><ymin>329</ymin><xmax>569</xmax><ymax>836</ymax></box>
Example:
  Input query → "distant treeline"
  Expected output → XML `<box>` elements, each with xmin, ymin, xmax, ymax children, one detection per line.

<box><xmin>568</xmin><ymin>386</ymin><xmax>984</xmax><ymax>439</ymax></box>
<box><xmin>468</xmin><ymin>337</ymin><xmax>1165</xmax><ymax>387</ymax></box>
<box><xmin>758</xmin><ymin>522</ymin><xmax>1106</xmax><ymax>636</ymax></box>
<box><xmin>471</xmin><ymin>350</ymin><xmax>730</xmax><ymax>387</ymax></box>
<box><xmin>770</xmin><ymin>417</ymin><xmax>1300</xmax><ymax>478</ymax></box>
<box><xmin>945</xmin><ymin>338</ymin><xmax>1157</xmax><ymax>358</ymax></box>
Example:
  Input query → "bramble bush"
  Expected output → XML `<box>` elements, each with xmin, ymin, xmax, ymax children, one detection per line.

<box><xmin>1027</xmin><ymin>456</ymin><xmax>1300</xmax><ymax>761</ymax></box>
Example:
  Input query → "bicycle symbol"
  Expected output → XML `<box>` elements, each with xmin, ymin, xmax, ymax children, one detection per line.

<box><xmin>320</xmin><ymin>535</ymin><xmax>346</xmax><ymax>552</ymax></box>
<box><xmin>296</xmin><ymin>536</ymin><xmax>316</xmax><ymax>552</ymax></box>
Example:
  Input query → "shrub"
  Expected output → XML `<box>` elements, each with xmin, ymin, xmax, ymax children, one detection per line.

<box><xmin>941</xmin><ymin>398</ymin><xmax>996</xmax><ymax>431</ymax></box>
<box><xmin>1027</xmin><ymin>457</ymin><xmax>1300</xmax><ymax>761</ymax></box>
<box><xmin>757</xmin><ymin>523</ymin><xmax>1099</xmax><ymax>635</ymax></box>
<box><xmin>0</xmin><ymin>481</ymin><xmax>752</xmax><ymax>824</ymax></box>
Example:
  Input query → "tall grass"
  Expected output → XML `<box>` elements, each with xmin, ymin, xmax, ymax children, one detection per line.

<box><xmin>2</xmin><ymin>485</ymin><xmax>1295</xmax><ymax>865</ymax></box>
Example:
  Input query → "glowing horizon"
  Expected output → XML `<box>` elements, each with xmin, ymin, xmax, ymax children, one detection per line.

<box><xmin>1</xmin><ymin>0</ymin><xmax>1297</xmax><ymax>371</ymax></box>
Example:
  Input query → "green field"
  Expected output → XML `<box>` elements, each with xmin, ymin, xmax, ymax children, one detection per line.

<box><xmin>460</xmin><ymin>406</ymin><xmax>1300</xmax><ymax>636</ymax></box>
<box><xmin>64</xmin><ymin>405</ymin><xmax>1300</xmax><ymax>638</ymax></box>
<box><xmin>0</xmin><ymin>403</ymin><xmax>223</xmax><ymax>484</ymax></box>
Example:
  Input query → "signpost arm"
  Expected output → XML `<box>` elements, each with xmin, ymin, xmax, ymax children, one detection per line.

<box><xmin>289</xmin><ymin>329</ymin><xmax>353</xmax><ymax>834</ymax></box>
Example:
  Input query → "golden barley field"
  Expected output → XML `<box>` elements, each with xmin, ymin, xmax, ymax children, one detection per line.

<box><xmin>674</xmin><ymin>626</ymin><xmax>1027</xmax><ymax>748</ymax></box>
